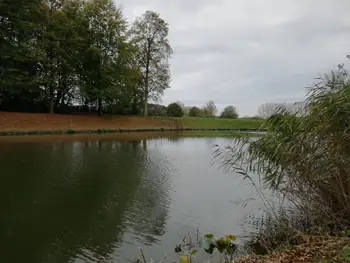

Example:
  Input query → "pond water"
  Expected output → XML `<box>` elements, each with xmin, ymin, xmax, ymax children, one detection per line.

<box><xmin>0</xmin><ymin>133</ymin><xmax>266</xmax><ymax>263</ymax></box>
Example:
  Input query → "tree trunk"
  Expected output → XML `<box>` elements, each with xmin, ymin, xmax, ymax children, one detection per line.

<box><xmin>143</xmin><ymin>93</ymin><xmax>148</xmax><ymax>116</ymax></box>
<box><xmin>131</xmin><ymin>96</ymin><xmax>138</xmax><ymax>115</ymax></box>
<box><xmin>49</xmin><ymin>98</ymin><xmax>55</xmax><ymax>113</ymax></box>
<box><xmin>144</xmin><ymin>45</ymin><xmax>151</xmax><ymax>116</ymax></box>
<box><xmin>49</xmin><ymin>85</ymin><xmax>55</xmax><ymax>113</ymax></box>
<box><xmin>55</xmin><ymin>91</ymin><xmax>62</xmax><ymax>109</ymax></box>
<box><xmin>97</xmin><ymin>98</ymin><xmax>103</xmax><ymax>116</ymax></box>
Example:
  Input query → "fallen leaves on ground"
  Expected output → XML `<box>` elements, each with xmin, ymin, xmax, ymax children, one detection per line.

<box><xmin>0</xmin><ymin>112</ymin><xmax>177</xmax><ymax>131</ymax></box>
<box><xmin>236</xmin><ymin>236</ymin><xmax>350</xmax><ymax>263</ymax></box>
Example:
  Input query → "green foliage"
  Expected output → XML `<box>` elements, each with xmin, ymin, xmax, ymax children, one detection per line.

<box><xmin>189</xmin><ymin>106</ymin><xmax>203</xmax><ymax>117</ymax></box>
<box><xmin>148</xmin><ymin>103</ymin><xmax>167</xmax><ymax>116</ymax></box>
<box><xmin>175</xmin><ymin>232</ymin><xmax>237</xmax><ymax>263</ymax></box>
<box><xmin>0</xmin><ymin>0</ymin><xmax>44</xmax><ymax>108</ymax></box>
<box><xmin>204</xmin><ymin>233</ymin><xmax>214</xmax><ymax>239</ymax></box>
<box><xmin>167</xmin><ymin>102</ymin><xmax>184</xmax><ymax>117</ymax></box>
<box><xmin>220</xmin><ymin>105</ymin><xmax>238</xmax><ymax>119</ymax></box>
<box><xmin>0</xmin><ymin>0</ymin><xmax>169</xmax><ymax>115</ymax></box>
<box><xmin>215</xmin><ymin>66</ymin><xmax>350</xmax><ymax>232</ymax></box>
<box><xmin>129</xmin><ymin>10</ymin><xmax>173</xmax><ymax>116</ymax></box>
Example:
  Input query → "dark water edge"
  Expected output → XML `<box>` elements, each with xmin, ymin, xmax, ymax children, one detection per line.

<box><xmin>0</xmin><ymin>128</ymin><xmax>266</xmax><ymax>136</ymax></box>
<box><xmin>0</xmin><ymin>131</ymin><xmax>263</xmax><ymax>144</ymax></box>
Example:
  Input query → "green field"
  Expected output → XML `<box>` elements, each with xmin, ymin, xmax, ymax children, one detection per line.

<box><xmin>176</xmin><ymin>117</ymin><xmax>265</xmax><ymax>130</ymax></box>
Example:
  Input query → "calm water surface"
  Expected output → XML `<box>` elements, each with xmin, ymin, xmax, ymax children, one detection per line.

<box><xmin>0</xmin><ymin>133</ymin><xmax>264</xmax><ymax>263</ymax></box>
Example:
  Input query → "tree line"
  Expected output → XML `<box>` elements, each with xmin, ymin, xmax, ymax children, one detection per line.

<box><xmin>164</xmin><ymin>100</ymin><xmax>239</xmax><ymax>119</ymax></box>
<box><xmin>0</xmin><ymin>0</ymin><xmax>172</xmax><ymax>115</ymax></box>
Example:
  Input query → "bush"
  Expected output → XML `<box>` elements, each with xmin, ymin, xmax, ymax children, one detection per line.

<box><xmin>188</xmin><ymin>106</ymin><xmax>203</xmax><ymax>117</ymax></box>
<box><xmin>167</xmin><ymin>103</ymin><xmax>184</xmax><ymax>117</ymax></box>
<box><xmin>148</xmin><ymin>103</ymin><xmax>167</xmax><ymax>116</ymax></box>
<box><xmin>220</xmin><ymin>105</ymin><xmax>238</xmax><ymax>119</ymax></box>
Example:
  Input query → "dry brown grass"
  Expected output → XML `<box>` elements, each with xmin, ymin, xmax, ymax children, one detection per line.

<box><xmin>237</xmin><ymin>236</ymin><xmax>350</xmax><ymax>263</ymax></box>
<box><xmin>0</xmin><ymin>112</ymin><xmax>178</xmax><ymax>131</ymax></box>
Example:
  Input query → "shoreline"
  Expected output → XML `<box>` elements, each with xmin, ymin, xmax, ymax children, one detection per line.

<box><xmin>0</xmin><ymin>112</ymin><xmax>265</xmax><ymax>136</ymax></box>
<box><xmin>0</xmin><ymin>127</ymin><xmax>266</xmax><ymax>136</ymax></box>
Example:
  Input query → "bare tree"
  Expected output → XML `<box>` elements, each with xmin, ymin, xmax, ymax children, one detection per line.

<box><xmin>203</xmin><ymin>100</ymin><xmax>217</xmax><ymax>117</ymax></box>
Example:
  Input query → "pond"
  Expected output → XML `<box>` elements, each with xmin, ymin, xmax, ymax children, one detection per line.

<box><xmin>0</xmin><ymin>132</ymin><xmax>266</xmax><ymax>263</ymax></box>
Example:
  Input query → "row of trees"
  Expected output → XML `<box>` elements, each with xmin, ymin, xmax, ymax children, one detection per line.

<box><xmin>150</xmin><ymin>100</ymin><xmax>311</xmax><ymax>119</ymax></box>
<box><xmin>0</xmin><ymin>0</ymin><xmax>172</xmax><ymax>115</ymax></box>
<box><xmin>166</xmin><ymin>101</ymin><xmax>239</xmax><ymax>118</ymax></box>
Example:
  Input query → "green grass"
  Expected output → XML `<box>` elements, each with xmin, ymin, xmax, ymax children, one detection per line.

<box><xmin>176</xmin><ymin>117</ymin><xmax>265</xmax><ymax>130</ymax></box>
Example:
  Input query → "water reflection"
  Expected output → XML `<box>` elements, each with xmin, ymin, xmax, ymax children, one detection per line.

<box><xmin>0</xmin><ymin>139</ymin><xmax>172</xmax><ymax>263</ymax></box>
<box><xmin>0</xmin><ymin>134</ymin><xmax>266</xmax><ymax>263</ymax></box>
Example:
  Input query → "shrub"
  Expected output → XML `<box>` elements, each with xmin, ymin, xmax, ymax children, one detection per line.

<box><xmin>188</xmin><ymin>106</ymin><xmax>203</xmax><ymax>117</ymax></box>
<box><xmin>215</xmin><ymin>66</ymin><xmax>350</xmax><ymax>235</ymax></box>
<box><xmin>220</xmin><ymin>105</ymin><xmax>238</xmax><ymax>119</ymax></box>
<box><xmin>167</xmin><ymin>102</ymin><xmax>184</xmax><ymax>117</ymax></box>
<box><xmin>148</xmin><ymin>103</ymin><xmax>167</xmax><ymax>116</ymax></box>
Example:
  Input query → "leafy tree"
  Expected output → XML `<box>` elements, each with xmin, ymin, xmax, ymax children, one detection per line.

<box><xmin>53</xmin><ymin>0</ymin><xmax>86</xmax><ymax>110</ymax></box>
<box><xmin>167</xmin><ymin>102</ymin><xmax>183</xmax><ymax>117</ymax></box>
<box><xmin>220</xmin><ymin>105</ymin><xmax>238</xmax><ymax>119</ymax></box>
<box><xmin>81</xmin><ymin>0</ymin><xmax>129</xmax><ymax>115</ymax></box>
<box><xmin>0</xmin><ymin>0</ymin><xmax>163</xmax><ymax>116</ymax></box>
<box><xmin>0</xmin><ymin>0</ymin><xmax>44</xmax><ymax>111</ymax></box>
<box><xmin>130</xmin><ymin>11</ymin><xmax>173</xmax><ymax>116</ymax></box>
<box><xmin>203</xmin><ymin>100</ymin><xmax>217</xmax><ymax>117</ymax></box>
<box><xmin>40</xmin><ymin>0</ymin><xmax>84</xmax><ymax>113</ymax></box>
<box><xmin>189</xmin><ymin>106</ymin><xmax>203</xmax><ymax>117</ymax></box>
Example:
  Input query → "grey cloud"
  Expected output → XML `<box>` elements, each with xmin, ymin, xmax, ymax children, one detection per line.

<box><xmin>116</xmin><ymin>0</ymin><xmax>350</xmax><ymax>116</ymax></box>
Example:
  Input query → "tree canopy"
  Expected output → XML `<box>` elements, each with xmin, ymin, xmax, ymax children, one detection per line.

<box><xmin>220</xmin><ymin>105</ymin><xmax>238</xmax><ymax>119</ymax></box>
<box><xmin>0</xmin><ymin>0</ymin><xmax>172</xmax><ymax>115</ymax></box>
<box><xmin>188</xmin><ymin>106</ymin><xmax>203</xmax><ymax>117</ymax></box>
<box><xmin>167</xmin><ymin>102</ymin><xmax>183</xmax><ymax>117</ymax></box>
<box><xmin>129</xmin><ymin>11</ymin><xmax>172</xmax><ymax>116</ymax></box>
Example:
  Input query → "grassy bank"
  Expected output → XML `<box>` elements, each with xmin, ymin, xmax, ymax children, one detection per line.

<box><xmin>0</xmin><ymin>112</ymin><xmax>265</xmax><ymax>135</ymax></box>
<box><xmin>177</xmin><ymin>117</ymin><xmax>264</xmax><ymax>130</ymax></box>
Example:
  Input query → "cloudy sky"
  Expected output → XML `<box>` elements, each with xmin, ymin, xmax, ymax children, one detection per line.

<box><xmin>116</xmin><ymin>0</ymin><xmax>350</xmax><ymax>116</ymax></box>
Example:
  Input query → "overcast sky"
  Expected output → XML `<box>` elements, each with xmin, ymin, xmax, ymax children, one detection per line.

<box><xmin>116</xmin><ymin>0</ymin><xmax>350</xmax><ymax>116</ymax></box>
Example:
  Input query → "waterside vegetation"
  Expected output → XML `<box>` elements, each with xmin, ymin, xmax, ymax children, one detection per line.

<box><xmin>212</xmin><ymin>65</ymin><xmax>350</xmax><ymax>263</ymax></box>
